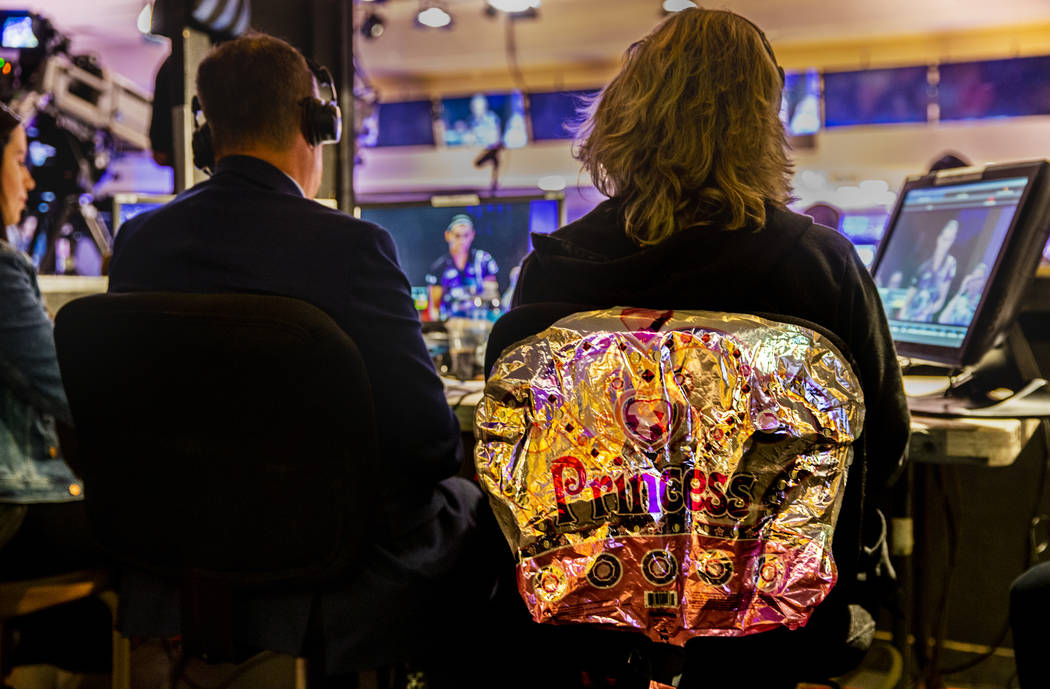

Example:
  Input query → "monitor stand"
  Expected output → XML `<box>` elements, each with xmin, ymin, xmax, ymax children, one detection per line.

<box><xmin>904</xmin><ymin>322</ymin><xmax>1050</xmax><ymax>418</ymax></box>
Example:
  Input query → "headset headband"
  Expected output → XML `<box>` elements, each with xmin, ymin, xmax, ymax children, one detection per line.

<box><xmin>737</xmin><ymin>14</ymin><xmax>784</xmax><ymax>85</ymax></box>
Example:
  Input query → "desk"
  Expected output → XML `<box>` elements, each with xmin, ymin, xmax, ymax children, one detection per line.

<box><xmin>37</xmin><ymin>275</ymin><xmax>108</xmax><ymax>314</ymax></box>
<box><xmin>446</xmin><ymin>380</ymin><xmax>1038</xmax><ymax>468</ymax></box>
<box><xmin>908</xmin><ymin>414</ymin><xmax>1041</xmax><ymax>467</ymax></box>
<box><xmin>898</xmin><ymin>413</ymin><xmax>1045</xmax><ymax>689</ymax></box>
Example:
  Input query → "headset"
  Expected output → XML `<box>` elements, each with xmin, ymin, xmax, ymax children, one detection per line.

<box><xmin>191</xmin><ymin>56</ymin><xmax>342</xmax><ymax>174</ymax></box>
<box><xmin>739</xmin><ymin>14</ymin><xmax>785</xmax><ymax>86</ymax></box>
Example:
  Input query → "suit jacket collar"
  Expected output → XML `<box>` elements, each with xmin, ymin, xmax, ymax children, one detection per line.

<box><xmin>213</xmin><ymin>155</ymin><xmax>305</xmax><ymax>198</ymax></box>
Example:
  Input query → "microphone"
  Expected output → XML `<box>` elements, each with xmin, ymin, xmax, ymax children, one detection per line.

<box><xmin>474</xmin><ymin>142</ymin><xmax>504</xmax><ymax>168</ymax></box>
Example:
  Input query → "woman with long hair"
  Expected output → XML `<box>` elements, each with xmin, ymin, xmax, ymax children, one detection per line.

<box><xmin>511</xmin><ymin>8</ymin><xmax>909</xmax><ymax>687</ymax></box>
<box><xmin>0</xmin><ymin>103</ymin><xmax>109</xmax><ymax>675</ymax></box>
<box><xmin>0</xmin><ymin>103</ymin><xmax>85</xmax><ymax>542</ymax></box>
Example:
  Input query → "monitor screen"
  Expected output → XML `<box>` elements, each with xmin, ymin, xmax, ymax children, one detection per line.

<box><xmin>824</xmin><ymin>66</ymin><xmax>930</xmax><ymax>127</ymax></box>
<box><xmin>357</xmin><ymin>195</ymin><xmax>562</xmax><ymax>319</ymax></box>
<box><xmin>840</xmin><ymin>211</ymin><xmax>889</xmax><ymax>269</ymax></box>
<box><xmin>112</xmin><ymin>194</ymin><xmax>174</xmax><ymax>233</ymax></box>
<box><xmin>440</xmin><ymin>92</ymin><xmax>528</xmax><ymax>149</ymax></box>
<box><xmin>1</xmin><ymin>13</ymin><xmax>37</xmax><ymax>49</ymax></box>
<box><xmin>781</xmin><ymin>69</ymin><xmax>821</xmax><ymax>136</ymax></box>
<box><xmin>529</xmin><ymin>89</ymin><xmax>597</xmax><ymax>141</ymax></box>
<box><xmin>366</xmin><ymin>100</ymin><xmax>435</xmax><ymax>148</ymax></box>
<box><xmin>872</xmin><ymin>161</ymin><xmax>1050</xmax><ymax>366</ymax></box>
<box><xmin>939</xmin><ymin>55</ymin><xmax>1050</xmax><ymax>121</ymax></box>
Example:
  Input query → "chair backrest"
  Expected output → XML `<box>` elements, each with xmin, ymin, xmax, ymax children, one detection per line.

<box><xmin>54</xmin><ymin>292</ymin><xmax>376</xmax><ymax>587</ymax></box>
<box><xmin>476</xmin><ymin>305</ymin><xmax>865</xmax><ymax>646</ymax></box>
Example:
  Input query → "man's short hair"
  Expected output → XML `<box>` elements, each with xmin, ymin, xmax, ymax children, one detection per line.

<box><xmin>196</xmin><ymin>33</ymin><xmax>315</xmax><ymax>155</ymax></box>
<box><xmin>446</xmin><ymin>214</ymin><xmax>474</xmax><ymax>233</ymax></box>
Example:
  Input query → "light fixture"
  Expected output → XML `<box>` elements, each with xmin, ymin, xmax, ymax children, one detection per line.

<box><xmin>416</xmin><ymin>2</ymin><xmax>453</xmax><ymax>28</ymax></box>
<box><xmin>486</xmin><ymin>0</ymin><xmax>541</xmax><ymax>14</ymax></box>
<box><xmin>537</xmin><ymin>175</ymin><xmax>566</xmax><ymax>192</ymax></box>
<box><xmin>136</xmin><ymin>2</ymin><xmax>153</xmax><ymax>34</ymax></box>
<box><xmin>360</xmin><ymin>11</ymin><xmax>385</xmax><ymax>39</ymax></box>
<box><xmin>662</xmin><ymin>0</ymin><xmax>697</xmax><ymax>12</ymax></box>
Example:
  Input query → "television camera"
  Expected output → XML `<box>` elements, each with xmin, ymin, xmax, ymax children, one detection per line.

<box><xmin>1</xmin><ymin>10</ymin><xmax>152</xmax><ymax>274</ymax></box>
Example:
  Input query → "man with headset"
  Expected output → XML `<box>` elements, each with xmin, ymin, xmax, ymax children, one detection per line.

<box><xmin>108</xmin><ymin>33</ymin><xmax>504</xmax><ymax>684</ymax></box>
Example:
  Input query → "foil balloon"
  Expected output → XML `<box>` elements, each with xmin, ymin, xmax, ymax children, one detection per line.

<box><xmin>474</xmin><ymin>308</ymin><xmax>865</xmax><ymax>645</ymax></box>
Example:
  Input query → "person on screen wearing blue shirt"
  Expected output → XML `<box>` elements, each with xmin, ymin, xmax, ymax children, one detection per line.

<box><xmin>899</xmin><ymin>219</ymin><xmax>959</xmax><ymax>322</ymax></box>
<box><xmin>426</xmin><ymin>214</ymin><xmax>499</xmax><ymax>320</ymax></box>
<box><xmin>466</xmin><ymin>93</ymin><xmax>501</xmax><ymax>148</ymax></box>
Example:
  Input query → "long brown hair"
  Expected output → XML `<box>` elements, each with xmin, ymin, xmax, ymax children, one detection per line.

<box><xmin>574</xmin><ymin>8</ymin><xmax>792</xmax><ymax>245</ymax></box>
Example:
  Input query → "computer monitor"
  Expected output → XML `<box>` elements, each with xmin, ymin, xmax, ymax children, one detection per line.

<box><xmin>356</xmin><ymin>193</ymin><xmax>563</xmax><ymax>317</ymax></box>
<box><xmin>872</xmin><ymin>160</ymin><xmax>1050</xmax><ymax>367</ymax></box>
<box><xmin>112</xmin><ymin>193</ymin><xmax>174</xmax><ymax>234</ymax></box>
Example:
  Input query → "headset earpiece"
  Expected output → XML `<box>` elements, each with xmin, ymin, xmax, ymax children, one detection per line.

<box><xmin>302</xmin><ymin>98</ymin><xmax>342</xmax><ymax>147</ymax></box>
<box><xmin>190</xmin><ymin>95</ymin><xmax>215</xmax><ymax>174</ymax></box>
<box><xmin>301</xmin><ymin>60</ymin><xmax>342</xmax><ymax>147</ymax></box>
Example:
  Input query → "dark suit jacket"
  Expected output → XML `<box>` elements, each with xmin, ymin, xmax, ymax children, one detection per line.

<box><xmin>108</xmin><ymin>156</ymin><xmax>490</xmax><ymax>671</ymax></box>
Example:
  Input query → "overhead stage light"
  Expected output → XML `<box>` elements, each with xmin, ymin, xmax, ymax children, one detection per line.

<box><xmin>662</xmin><ymin>0</ymin><xmax>697</xmax><ymax>12</ymax></box>
<box><xmin>416</xmin><ymin>2</ymin><xmax>453</xmax><ymax>28</ymax></box>
<box><xmin>360</xmin><ymin>11</ymin><xmax>385</xmax><ymax>39</ymax></box>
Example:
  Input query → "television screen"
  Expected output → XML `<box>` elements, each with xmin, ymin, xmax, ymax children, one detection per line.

<box><xmin>871</xmin><ymin>161</ymin><xmax>1050</xmax><ymax>367</ymax></box>
<box><xmin>1</xmin><ymin>13</ymin><xmax>37</xmax><ymax>49</ymax></box>
<box><xmin>529</xmin><ymin>89</ymin><xmax>597</xmax><ymax>141</ymax></box>
<box><xmin>357</xmin><ymin>195</ymin><xmax>562</xmax><ymax>319</ymax></box>
<box><xmin>365</xmin><ymin>100</ymin><xmax>435</xmax><ymax>148</ymax></box>
<box><xmin>824</xmin><ymin>66</ymin><xmax>930</xmax><ymax>127</ymax></box>
<box><xmin>112</xmin><ymin>193</ymin><xmax>174</xmax><ymax>233</ymax></box>
<box><xmin>781</xmin><ymin>69</ymin><xmax>821</xmax><ymax>135</ymax></box>
<box><xmin>440</xmin><ymin>92</ymin><xmax>528</xmax><ymax>149</ymax></box>
<box><xmin>939</xmin><ymin>56</ymin><xmax>1050</xmax><ymax>121</ymax></box>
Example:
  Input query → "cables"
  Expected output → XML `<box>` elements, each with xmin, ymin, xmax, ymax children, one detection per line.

<box><xmin>503</xmin><ymin>15</ymin><xmax>530</xmax><ymax>94</ymax></box>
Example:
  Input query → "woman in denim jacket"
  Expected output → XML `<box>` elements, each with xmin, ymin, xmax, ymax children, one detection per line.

<box><xmin>0</xmin><ymin>103</ymin><xmax>95</xmax><ymax>578</ymax></box>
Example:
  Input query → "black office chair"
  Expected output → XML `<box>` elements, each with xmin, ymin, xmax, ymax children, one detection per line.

<box><xmin>53</xmin><ymin>292</ymin><xmax>378</xmax><ymax>687</ymax></box>
<box><xmin>480</xmin><ymin>303</ymin><xmax>877</xmax><ymax>689</ymax></box>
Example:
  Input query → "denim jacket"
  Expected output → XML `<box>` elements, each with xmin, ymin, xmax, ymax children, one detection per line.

<box><xmin>0</xmin><ymin>243</ymin><xmax>82</xmax><ymax>503</ymax></box>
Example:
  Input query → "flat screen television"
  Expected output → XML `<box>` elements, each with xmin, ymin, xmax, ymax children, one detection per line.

<box><xmin>939</xmin><ymin>55</ymin><xmax>1050</xmax><ymax>121</ymax></box>
<box><xmin>364</xmin><ymin>100</ymin><xmax>436</xmax><ymax>148</ymax></box>
<box><xmin>781</xmin><ymin>69</ymin><xmax>821</xmax><ymax>136</ymax></box>
<box><xmin>824</xmin><ymin>65</ymin><xmax>930</xmax><ymax>127</ymax></box>
<box><xmin>529</xmin><ymin>89</ymin><xmax>598</xmax><ymax>141</ymax></box>
<box><xmin>356</xmin><ymin>194</ymin><xmax>563</xmax><ymax>319</ymax></box>
<box><xmin>440</xmin><ymin>92</ymin><xmax>528</xmax><ymax>149</ymax></box>
<box><xmin>871</xmin><ymin>160</ymin><xmax>1050</xmax><ymax>368</ymax></box>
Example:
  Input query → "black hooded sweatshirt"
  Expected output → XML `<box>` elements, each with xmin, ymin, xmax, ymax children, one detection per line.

<box><xmin>512</xmin><ymin>198</ymin><xmax>910</xmax><ymax>590</ymax></box>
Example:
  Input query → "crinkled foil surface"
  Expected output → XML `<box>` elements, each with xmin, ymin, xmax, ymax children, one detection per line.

<box><xmin>474</xmin><ymin>308</ymin><xmax>865</xmax><ymax>645</ymax></box>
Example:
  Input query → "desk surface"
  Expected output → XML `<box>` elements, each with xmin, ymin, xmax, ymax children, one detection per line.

<box><xmin>37</xmin><ymin>275</ymin><xmax>107</xmax><ymax>313</ymax></box>
<box><xmin>445</xmin><ymin>378</ymin><xmax>1038</xmax><ymax>468</ymax></box>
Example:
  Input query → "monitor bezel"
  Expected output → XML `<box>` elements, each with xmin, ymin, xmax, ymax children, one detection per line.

<box><xmin>871</xmin><ymin>159</ymin><xmax>1050</xmax><ymax>368</ymax></box>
